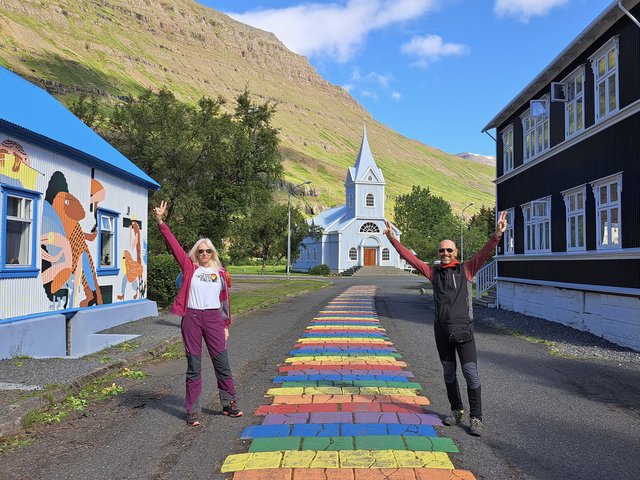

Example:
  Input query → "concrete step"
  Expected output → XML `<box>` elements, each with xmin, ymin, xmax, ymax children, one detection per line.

<box><xmin>351</xmin><ymin>266</ymin><xmax>415</xmax><ymax>277</ymax></box>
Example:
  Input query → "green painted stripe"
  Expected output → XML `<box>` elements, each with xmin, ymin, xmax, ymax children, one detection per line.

<box><xmin>247</xmin><ymin>436</ymin><xmax>458</xmax><ymax>453</ymax></box>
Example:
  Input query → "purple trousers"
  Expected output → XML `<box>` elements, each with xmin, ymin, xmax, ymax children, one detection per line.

<box><xmin>181</xmin><ymin>308</ymin><xmax>236</xmax><ymax>414</ymax></box>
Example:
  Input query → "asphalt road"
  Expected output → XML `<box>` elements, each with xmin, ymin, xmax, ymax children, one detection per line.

<box><xmin>2</xmin><ymin>276</ymin><xmax>639</xmax><ymax>480</ymax></box>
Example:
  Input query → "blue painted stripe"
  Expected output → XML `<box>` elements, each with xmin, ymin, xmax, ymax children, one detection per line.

<box><xmin>240</xmin><ymin>423</ymin><xmax>436</xmax><ymax>439</ymax></box>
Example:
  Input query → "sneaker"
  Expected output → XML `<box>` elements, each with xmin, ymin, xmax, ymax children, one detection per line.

<box><xmin>222</xmin><ymin>401</ymin><xmax>243</xmax><ymax>418</ymax></box>
<box><xmin>186</xmin><ymin>412</ymin><xmax>201</xmax><ymax>427</ymax></box>
<box><xmin>443</xmin><ymin>409</ymin><xmax>464</xmax><ymax>426</ymax></box>
<box><xmin>470</xmin><ymin>417</ymin><xmax>483</xmax><ymax>436</ymax></box>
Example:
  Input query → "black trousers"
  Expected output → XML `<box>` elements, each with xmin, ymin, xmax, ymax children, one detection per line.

<box><xmin>434</xmin><ymin>323</ymin><xmax>482</xmax><ymax>419</ymax></box>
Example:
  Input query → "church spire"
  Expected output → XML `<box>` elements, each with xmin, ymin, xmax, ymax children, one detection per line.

<box><xmin>351</xmin><ymin>125</ymin><xmax>385</xmax><ymax>183</ymax></box>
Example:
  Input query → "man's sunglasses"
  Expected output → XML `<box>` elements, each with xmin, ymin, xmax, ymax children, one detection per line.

<box><xmin>198</xmin><ymin>249</ymin><xmax>212</xmax><ymax>254</ymax></box>
<box><xmin>438</xmin><ymin>248</ymin><xmax>454</xmax><ymax>254</ymax></box>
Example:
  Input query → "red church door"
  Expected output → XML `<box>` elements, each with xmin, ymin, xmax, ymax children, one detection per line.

<box><xmin>363</xmin><ymin>248</ymin><xmax>377</xmax><ymax>266</ymax></box>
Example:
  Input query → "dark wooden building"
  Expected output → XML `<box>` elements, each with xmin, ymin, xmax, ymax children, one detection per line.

<box><xmin>483</xmin><ymin>0</ymin><xmax>640</xmax><ymax>350</ymax></box>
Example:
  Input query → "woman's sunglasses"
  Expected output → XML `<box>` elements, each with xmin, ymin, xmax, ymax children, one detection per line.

<box><xmin>438</xmin><ymin>248</ymin><xmax>454</xmax><ymax>253</ymax></box>
<box><xmin>198</xmin><ymin>249</ymin><xmax>212</xmax><ymax>254</ymax></box>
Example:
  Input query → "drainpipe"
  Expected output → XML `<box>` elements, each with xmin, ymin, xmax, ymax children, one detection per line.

<box><xmin>618</xmin><ymin>1</ymin><xmax>640</xmax><ymax>29</ymax></box>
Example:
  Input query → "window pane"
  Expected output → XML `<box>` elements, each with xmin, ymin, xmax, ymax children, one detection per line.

<box><xmin>611</xmin><ymin>208</ymin><xmax>619</xmax><ymax>245</ymax></box>
<box><xmin>608</xmin><ymin>49</ymin><xmax>616</xmax><ymax>70</ymax></box>
<box><xmin>576</xmin><ymin>74</ymin><xmax>583</xmax><ymax>93</ymax></box>
<box><xmin>101</xmin><ymin>231</ymin><xmax>113</xmax><ymax>266</ymax></box>
<box><xmin>577</xmin><ymin>99</ymin><xmax>583</xmax><ymax>130</ymax></box>
<box><xmin>578</xmin><ymin>215</ymin><xmax>584</xmax><ymax>247</ymax></box>
<box><xmin>598</xmin><ymin>81</ymin><xmax>606</xmax><ymax>117</ymax></box>
<box><xmin>599</xmin><ymin>185</ymin><xmax>608</xmax><ymax>205</ymax></box>
<box><xmin>610</xmin><ymin>182</ymin><xmax>618</xmax><ymax>202</ymax></box>
<box><xmin>568</xmin><ymin>103</ymin><xmax>575</xmax><ymax>134</ymax></box>
<box><xmin>598</xmin><ymin>57</ymin><xmax>606</xmax><ymax>77</ymax></box>
<box><xmin>569</xmin><ymin>195</ymin><xmax>575</xmax><ymax>212</ymax></box>
<box><xmin>6</xmin><ymin>196</ymin><xmax>21</xmax><ymax>217</ymax></box>
<box><xmin>600</xmin><ymin>210</ymin><xmax>608</xmax><ymax>245</ymax></box>
<box><xmin>569</xmin><ymin>217</ymin><xmax>576</xmax><ymax>248</ymax></box>
<box><xmin>6</xmin><ymin>219</ymin><xmax>30</xmax><ymax>264</ymax></box>
<box><xmin>608</xmin><ymin>75</ymin><xmax>617</xmax><ymax>111</ymax></box>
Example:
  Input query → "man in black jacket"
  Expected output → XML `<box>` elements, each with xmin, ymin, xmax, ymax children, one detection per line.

<box><xmin>384</xmin><ymin>211</ymin><xmax>507</xmax><ymax>436</ymax></box>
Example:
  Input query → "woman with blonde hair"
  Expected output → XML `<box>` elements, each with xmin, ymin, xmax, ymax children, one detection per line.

<box><xmin>155</xmin><ymin>201</ymin><xmax>242</xmax><ymax>426</ymax></box>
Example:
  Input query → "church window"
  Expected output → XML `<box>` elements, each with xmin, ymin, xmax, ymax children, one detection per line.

<box><xmin>359</xmin><ymin>222</ymin><xmax>380</xmax><ymax>233</ymax></box>
<box><xmin>382</xmin><ymin>248</ymin><xmax>390</xmax><ymax>261</ymax></box>
<box><xmin>349</xmin><ymin>247</ymin><xmax>357</xmax><ymax>261</ymax></box>
<box><xmin>349</xmin><ymin>194</ymin><xmax>353</xmax><ymax>209</ymax></box>
<box><xmin>366</xmin><ymin>194</ymin><xmax>374</xmax><ymax>207</ymax></box>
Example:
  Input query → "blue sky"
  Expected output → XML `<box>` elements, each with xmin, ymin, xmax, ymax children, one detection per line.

<box><xmin>201</xmin><ymin>0</ymin><xmax>614</xmax><ymax>157</ymax></box>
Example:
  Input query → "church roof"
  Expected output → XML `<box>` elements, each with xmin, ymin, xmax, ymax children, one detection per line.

<box><xmin>0</xmin><ymin>67</ymin><xmax>159</xmax><ymax>190</ymax></box>
<box><xmin>347</xmin><ymin>126</ymin><xmax>385</xmax><ymax>184</ymax></box>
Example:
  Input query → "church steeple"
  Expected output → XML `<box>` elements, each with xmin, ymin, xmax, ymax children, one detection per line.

<box><xmin>349</xmin><ymin>126</ymin><xmax>385</xmax><ymax>184</ymax></box>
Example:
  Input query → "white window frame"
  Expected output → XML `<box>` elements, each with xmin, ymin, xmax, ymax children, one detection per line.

<box><xmin>590</xmin><ymin>37</ymin><xmax>619</xmax><ymax>123</ymax></box>
<box><xmin>348</xmin><ymin>247</ymin><xmax>357</xmax><ymax>261</ymax></box>
<box><xmin>501</xmin><ymin>125</ymin><xmax>514</xmax><ymax>173</ymax></box>
<box><xmin>503</xmin><ymin>208</ymin><xmax>515</xmax><ymax>255</ymax></box>
<box><xmin>591</xmin><ymin>172</ymin><xmax>622</xmax><ymax>250</ymax></box>
<box><xmin>520</xmin><ymin>96</ymin><xmax>550</xmax><ymax>162</ymax></box>
<box><xmin>97</xmin><ymin>209</ymin><xmax>119</xmax><ymax>275</ymax></box>
<box><xmin>382</xmin><ymin>247</ymin><xmax>390</xmax><ymax>261</ymax></box>
<box><xmin>521</xmin><ymin>196</ymin><xmax>551</xmax><ymax>254</ymax></box>
<box><xmin>562</xmin><ymin>66</ymin><xmax>585</xmax><ymax>139</ymax></box>
<box><xmin>365</xmin><ymin>193</ymin><xmax>375</xmax><ymax>208</ymax></box>
<box><xmin>1</xmin><ymin>185</ymin><xmax>39</xmax><ymax>277</ymax></box>
<box><xmin>561</xmin><ymin>185</ymin><xmax>586</xmax><ymax>252</ymax></box>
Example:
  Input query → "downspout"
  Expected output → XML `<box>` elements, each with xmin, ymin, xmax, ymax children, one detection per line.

<box><xmin>618</xmin><ymin>1</ymin><xmax>640</xmax><ymax>29</ymax></box>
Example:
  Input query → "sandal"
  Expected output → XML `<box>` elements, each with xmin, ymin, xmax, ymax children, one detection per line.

<box><xmin>186</xmin><ymin>413</ymin><xmax>201</xmax><ymax>427</ymax></box>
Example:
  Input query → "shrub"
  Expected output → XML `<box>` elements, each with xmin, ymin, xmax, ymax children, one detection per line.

<box><xmin>308</xmin><ymin>264</ymin><xmax>331</xmax><ymax>276</ymax></box>
<box><xmin>147</xmin><ymin>254</ymin><xmax>181</xmax><ymax>308</ymax></box>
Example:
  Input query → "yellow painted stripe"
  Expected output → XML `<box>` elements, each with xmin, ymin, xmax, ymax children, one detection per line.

<box><xmin>285</xmin><ymin>355</ymin><xmax>399</xmax><ymax>363</ymax></box>
<box><xmin>221</xmin><ymin>450</ymin><xmax>454</xmax><ymax>472</ymax></box>
<box><xmin>265</xmin><ymin>386</ymin><xmax>419</xmax><ymax>396</ymax></box>
<box><xmin>295</xmin><ymin>338</ymin><xmax>391</xmax><ymax>344</ymax></box>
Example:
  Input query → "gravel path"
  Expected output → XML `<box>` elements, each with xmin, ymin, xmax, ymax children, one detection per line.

<box><xmin>474</xmin><ymin>305</ymin><xmax>640</xmax><ymax>364</ymax></box>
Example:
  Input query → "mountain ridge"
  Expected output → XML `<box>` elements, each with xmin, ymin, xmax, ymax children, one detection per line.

<box><xmin>0</xmin><ymin>0</ymin><xmax>495</xmax><ymax>216</ymax></box>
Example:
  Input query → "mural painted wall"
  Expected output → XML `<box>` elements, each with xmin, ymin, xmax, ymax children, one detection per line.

<box><xmin>0</xmin><ymin>136</ymin><xmax>150</xmax><ymax>320</ymax></box>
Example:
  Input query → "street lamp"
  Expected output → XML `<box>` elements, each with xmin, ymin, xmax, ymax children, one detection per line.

<box><xmin>287</xmin><ymin>180</ymin><xmax>311</xmax><ymax>279</ymax></box>
<box><xmin>460</xmin><ymin>202</ymin><xmax>474</xmax><ymax>262</ymax></box>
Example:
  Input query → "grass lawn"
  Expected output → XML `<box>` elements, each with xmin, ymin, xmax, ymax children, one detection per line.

<box><xmin>232</xmin><ymin>279</ymin><xmax>332</xmax><ymax>314</ymax></box>
<box><xmin>227</xmin><ymin>265</ymin><xmax>286</xmax><ymax>275</ymax></box>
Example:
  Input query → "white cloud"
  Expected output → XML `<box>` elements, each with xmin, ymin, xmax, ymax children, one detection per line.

<box><xmin>391</xmin><ymin>91</ymin><xmax>402</xmax><ymax>100</ymax></box>
<box><xmin>227</xmin><ymin>0</ymin><xmax>438</xmax><ymax>63</ymax></box>
<box><xmin>361</xmin><ymin>90</ymin><xmax>379</xmax><ymax>101</ymax></box>
<box><xmin>494</xmin><ymin>0</ymin><xmax>569</xmax><ymax>22</ymax></box>
<box><xmin>401</xmin><ymin>34</ymin><xmax>467</xmax><ymax>67</ymax></box>
<box><xmin>365</xmin><ymin>72</ymin><xmax>391</xmax><ymax>88</ymax></box>
<box><xmin>342</xmin><ymin>83</ymin><xmax>354</xmax><ymax>92</ymax></box>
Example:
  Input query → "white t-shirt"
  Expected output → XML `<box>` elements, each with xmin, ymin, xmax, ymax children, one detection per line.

<box><xmin>187</xmin><ymin>266</ymin><xmax>222</xmax><ymax>310</ymax></box>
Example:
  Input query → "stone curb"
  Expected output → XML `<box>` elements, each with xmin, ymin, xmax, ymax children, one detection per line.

<box><xmin>0</xmin><ymin>334</ymin><xmax>182</xmax><ymax>439</ymax></box>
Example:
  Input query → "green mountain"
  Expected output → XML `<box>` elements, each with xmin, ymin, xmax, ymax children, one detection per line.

<box><xmin>0</xmin><ymin>0</ymin><xmax>495</xmax><ymax>216</ymax></box>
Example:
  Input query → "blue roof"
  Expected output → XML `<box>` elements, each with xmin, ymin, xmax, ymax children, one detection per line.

<box><xmin>0</xmin><ymin>67</ymin><xmax>159</xmax><ymax>190</ymax></box>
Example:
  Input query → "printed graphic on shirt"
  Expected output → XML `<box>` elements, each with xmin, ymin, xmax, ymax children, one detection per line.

<box><xmin>195</xmin><ymin>271</ymin><xmax>218</xmax><ymax>283</ymax></box>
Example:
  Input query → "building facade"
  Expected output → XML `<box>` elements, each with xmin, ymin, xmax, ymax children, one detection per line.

<box><xmin>293</xmin><ymin>128</ymin><xmax>405</xmax><ymax>274</ymax></box>
<box><xmin>0</xmin><ymin>67</ymin><xmax>160</xmax><ymax>358</ymax></box>
<box><xmin>483</xmin><ymin>0</ymin><xmax>640</xmax><ymax>350</ymax></box>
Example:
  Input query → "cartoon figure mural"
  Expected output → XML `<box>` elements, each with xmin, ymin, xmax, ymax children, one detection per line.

<box><xmin>41</xmin><ymin>171</ymin><xmax>103</xmax><ymax>308</ymax></box>
<box><xmin>118</xmin><ymin>218</ymin><xmax>146</xmax><ymax>300</ymax></box>
<box><xmin>0</xmin><ymin>139</ymin><xmax>38</xmax><ymax>190</ymax></box>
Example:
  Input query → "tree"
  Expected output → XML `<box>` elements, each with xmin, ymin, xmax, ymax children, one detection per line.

<box><xmin>463</xmin><ymin>205</ymin><xmax>497</xmax><ymax>260</ymax></box>
<box><xmin>394</xmin><ymin>185</ymin><xmax>458</xmax><ymax>261</ymax></box>
<box><xmin>104</xmin><ymin>88</ymin><xmax>283</xmax><ymax>252</ymax></box>
<box><xmin>228</xmin><ymin>203</ymin><xmax>318</xmax><ymax>273</ymax></box>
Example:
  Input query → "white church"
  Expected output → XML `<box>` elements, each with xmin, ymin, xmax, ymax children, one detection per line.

<box><xmin>293</xmin><ymin>128</ymin><xmax>407</xmax><ymax>274</ymax></box>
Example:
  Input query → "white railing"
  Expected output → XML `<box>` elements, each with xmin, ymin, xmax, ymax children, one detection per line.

<box><xmin>475</xmin><ymin>259</ymin><xmax>497</xmax><ymax>300</ymax></box>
